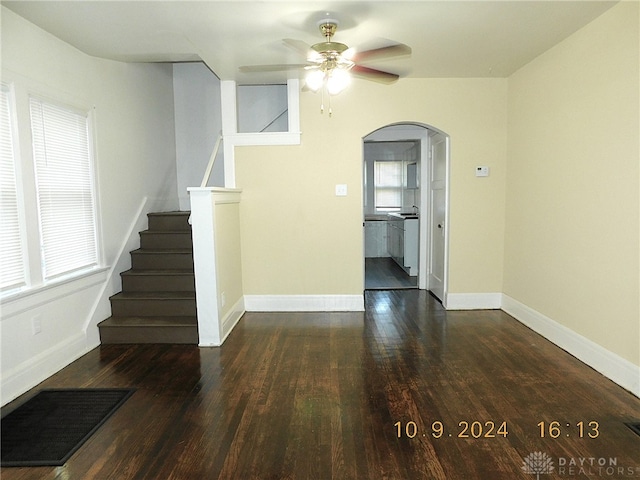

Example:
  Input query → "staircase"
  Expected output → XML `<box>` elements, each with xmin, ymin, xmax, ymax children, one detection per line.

<box><xmin>98</xmin><ymin>211</ymin><xmax>198</xmax><ymax>344</ymax></box>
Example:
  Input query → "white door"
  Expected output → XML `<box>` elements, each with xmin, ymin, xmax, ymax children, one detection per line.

<box><xmin>428</xmin><ymin>133</ymin><xmax>448</xmax><ymax>301</ymax></box>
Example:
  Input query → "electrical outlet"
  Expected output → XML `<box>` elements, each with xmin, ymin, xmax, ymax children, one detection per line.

<box><xmin>335</xmin><ymin>184</ymin><xmax>348</xmax><ymax>196</ymax></box>
<box><xmin>221</xmin><ymin>292</ymin><xmax>226</xmax><ymax>307</ymax></box>
<box><xmin>32</xmin><ymin>314</ymin><xmax>42</xmax><ymax>335</ymax></box>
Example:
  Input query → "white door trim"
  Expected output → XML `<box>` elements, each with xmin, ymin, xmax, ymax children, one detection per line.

<box><xmin>362</xmin><ymin>123</ymin><xmax>450</xmax><ymax>299</ymax></box>
<box><xmin>425</xmin><ymin>130</ymin><xmax>450</xmax><ymax>302</ymax></box>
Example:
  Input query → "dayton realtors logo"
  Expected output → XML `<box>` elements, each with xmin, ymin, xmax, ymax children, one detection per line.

<box><xmin>522</xmin><ymin>452</ymin><xmax>640</xmax><ymax>477</ymax></box>
<box><xmin>522</xmin><ymin>452</ymin><xmax>555</xmax><ymax>479</ymax></box>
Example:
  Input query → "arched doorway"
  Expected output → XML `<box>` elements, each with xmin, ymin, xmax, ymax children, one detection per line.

<box><xmin>362</xmin><ymin>122</ymin><xmax>450</xmax><ymax>302</ymax></box>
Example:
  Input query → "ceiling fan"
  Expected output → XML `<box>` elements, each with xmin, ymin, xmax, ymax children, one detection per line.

<box><xmin>240</xmin><ymin>19</ymin><xmax>411</xmax><ymax>115</ymax></box>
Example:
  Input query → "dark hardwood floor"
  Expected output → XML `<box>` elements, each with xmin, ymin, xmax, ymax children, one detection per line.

<box><xmin>2</xmin><ymin>290</ymin><xmax>639</xmax><ymax>479</ymax></box>
<box><xmin>365</xmin><ymin>257</ymin><xmax>418</xmax><ymax>290</ymax></box>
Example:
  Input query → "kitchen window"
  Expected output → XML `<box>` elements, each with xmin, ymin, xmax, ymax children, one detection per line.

<box><xmin>374</xmin><ymin>160</ymin><xmax>402</xmax><ymax>212</ymax></box>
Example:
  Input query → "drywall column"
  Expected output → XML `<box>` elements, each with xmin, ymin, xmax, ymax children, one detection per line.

<box><xmin>188</xmin><ymin>188</ymin><xmax>220</xmax><ymax>346</ymax></box>
<box><xmin>220</xmin><ymin>81</ymin><xmax>238</xmax><ymax>188</ymax></box>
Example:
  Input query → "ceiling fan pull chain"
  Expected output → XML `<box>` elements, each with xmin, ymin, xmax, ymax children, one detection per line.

<box><xmin>320</xmin><ymin>86</ymin><xmax>325</xmax><ymax>114</ymax></box>
<box><xmin>328</xmin><ymin>91</ymin><xmax>333</xmax><ymax>117</ymax></box>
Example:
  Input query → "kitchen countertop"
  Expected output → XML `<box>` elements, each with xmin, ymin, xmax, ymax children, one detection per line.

<box><xmin>388</xmin><ymin>212</ymin><xmax>419</xmax><ymax>220</ymax></box>
<box><xmin>365</xmin><ymin>213</ymin><xmax>420</xmax><ymax>221</ymax></box>
<box><xmin>364</xmin><ymin>215</ymin><xmax>390</xmax><ymax>221</ymax></box>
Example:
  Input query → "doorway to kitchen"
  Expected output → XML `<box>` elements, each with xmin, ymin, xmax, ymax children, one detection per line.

<box><xmin>362</xmin><ymin>123</ymin><xmax>449</xmax><ymax>302</ymax></box>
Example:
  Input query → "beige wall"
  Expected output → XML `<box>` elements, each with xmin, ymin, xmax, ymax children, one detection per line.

<box><xmin>504</xmin><ymin>2</ymin><xmax>640</xmax><ymax>366</ymax></box>
<box><xmin>235</xmin><ymin>78</ymin><xmax>508</xmax><ymax>296</ymax></box>
<box><xmin>215</xmin><ymin>201</ymin><xmax>244</xmax><ymax>320</ymax></box>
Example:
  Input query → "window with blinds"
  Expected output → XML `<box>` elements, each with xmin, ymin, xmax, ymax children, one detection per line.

<box><xmin>374</xmin><ymin>160</ymin><xmax>403</xmax><ymax>212</ymax></box>
<box><xmin>30</xmin><ymin>97</ymin><xmax>98</xmax><ymax>280</ymax></box>
<box><xmin>1</xmin><ymin>85</ymin><xmax>26</xmax><ymax>292</ymax></box>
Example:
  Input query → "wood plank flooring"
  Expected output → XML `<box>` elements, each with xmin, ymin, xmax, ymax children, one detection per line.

<box><xmin>365</xmin><ymin>257</ymin><xmax>418</xmax><ymax>290</ymax></box>
<box><xmin>2</xmin><ymin>290</ymin><xmax>639</xmax><ymax>479</ymax></box>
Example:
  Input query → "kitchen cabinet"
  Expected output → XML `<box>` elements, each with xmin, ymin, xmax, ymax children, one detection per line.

<box><xmin>387</xmin><ymin>217</ymin><xmax>403</xmax><ymax>264</ymax></box>
<box><xmin>365</xmin><ymin>220</ymin><xmax>388</xmax><ymax>257</ymax></box>
<box><xmin>387</xmin><ymin>214</ymin><xmax>419</xmax><ymax>276</ymax></box>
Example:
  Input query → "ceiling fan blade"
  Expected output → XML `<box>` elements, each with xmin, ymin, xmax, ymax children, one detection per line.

<box><xmin>239</xmin><ymin>64</ymin><xmax>308</xmax><ymax>73</ymax></box>
<box><xmin>351</xmin><ymin>65</ymin><xmax>400</xmax><ymax>84</ymax></box>
<box><xmin>283</xmin><ymin>38</ymin><xmax>312</xmax><ymax>57</ymax></box>
<box><xmin>351</xmin><ymin>43</ymin><xmax>411</xmax><ymax>64</ymax></box>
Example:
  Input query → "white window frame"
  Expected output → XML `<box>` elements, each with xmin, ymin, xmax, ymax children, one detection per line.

<box><xmin>0</xmin><ymin>73</ymin><xmax>107</xmax><ymax>310</ymax></box>
<box><xmin>220</xmin><ymin>79</ymin><xmax>301</xmax><ymax>188</ymax></box>
<box><xmin>0</xmin><ymin>83</ymin><xmax>28</xmax><ymax>295</ymax></box>
<box><xmin>374</xmin><ymin>160</ymin><xmax>403</xmax><ymax>213</ymax></box>
<box><xmin>29</xmin><ymin>95</ymin><xmax>100</xmax><ymax>282</ymax></box>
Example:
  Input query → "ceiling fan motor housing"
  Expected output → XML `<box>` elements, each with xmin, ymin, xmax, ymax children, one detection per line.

<box><xmin>318</xmin><ymin>19</ymin><xmax>338</xmax><ymax>38</ymax></box>
<box><xmin>311</xmin><ymin>20</ymin><xmax>350</xmax><ymax>62</ymax></box>
<box><xmin>311</xmin><ymin>42</ymin><xmax>349</xmax><ymax>55</ymax></box>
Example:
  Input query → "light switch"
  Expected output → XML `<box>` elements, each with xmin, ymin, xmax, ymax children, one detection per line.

<box><xmin>335</xmin><ymin>184</ymin><xmax>348</xmax><ymax>196</ymax></box>
<box><xmin>476</xmin><ymin>166</ymin><xmax>489</xmax><ymax>177</ymax></box>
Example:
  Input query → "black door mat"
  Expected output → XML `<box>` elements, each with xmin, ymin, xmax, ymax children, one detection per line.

<box><xmin>1</xmin><ymin>388</ymin><xmax>135</xmax><ymax>467</ymax></box>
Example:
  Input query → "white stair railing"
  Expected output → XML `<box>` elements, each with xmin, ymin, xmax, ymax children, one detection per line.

<box><xmin>200</xmin><ymin>131</ymin><xmax>223</xmax><ymax>187</ymax></box>
<box><xmin>189</xmin><ymin>131</ymin><xmax>223</xmax><ymax>226</ymax></box>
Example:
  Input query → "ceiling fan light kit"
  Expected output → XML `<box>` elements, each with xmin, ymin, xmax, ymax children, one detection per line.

<box><xmin>304</xmin><ymin>20</ymin><xmax>355</xmax><ymax>115</ymax></box>
<box><xmin>305</xmin><ymin>68</ymin><xmax>352</xmax><ymax>95</ymax></box>
<box><xmin>326</xmin><ymin>68</ymin><xmax>351</xmax><ymax>95</ymax></box>
<box><xmin>240</xmin><ymin>16</ymin><xmax>411</xmax><ymax>116</ymax></box>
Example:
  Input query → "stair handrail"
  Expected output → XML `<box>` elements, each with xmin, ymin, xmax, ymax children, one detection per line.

<box><xmin>200</xmin><ymin>131</ymin><xmax>223</xmax><ymax>188</ymax></box>
<box><xmin>259</xmin><ymin>108</ymin><xmax>288</xmax><ymax>133</ymax></box>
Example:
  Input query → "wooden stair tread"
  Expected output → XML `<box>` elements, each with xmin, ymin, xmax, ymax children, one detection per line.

<box><xmin>99</xmin><ymin>316</ymin><xmax>197</xmax><ymax>327</ymax></box>
<box><xmin>111</xmin><ymin>291</ymin><xmax>195</xmax><ymax>300</ymax></box>
<box><xmin>147</xmin><ymin>211</ymin><xmax>190</xmax><ymax>216</ymax></box>
<box><xmin>131</xmin><ymin>248</ymin><xmax>192</xmax><ymax>254</ymax></box>
<box><xmin>121</xmin><ymin>269</ymin><xmax>194</xmax><ymax>276</ymax></box>
<box><xmin>140</xmin><ymin>230</ymin><xmax>191</xmax><ymax>234</ymax></box>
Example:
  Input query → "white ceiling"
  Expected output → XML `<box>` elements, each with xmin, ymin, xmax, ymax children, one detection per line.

<box><xmin>3</xmin><ymin>1</ymin><xmax>619</xmax><ymax>83</ymax></box>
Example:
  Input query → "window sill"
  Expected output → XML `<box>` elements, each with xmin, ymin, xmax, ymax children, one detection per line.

<box><xmin>1</xmin><ymin>267</ymin><xmax>109</xmax><ymax>320</ymax></box>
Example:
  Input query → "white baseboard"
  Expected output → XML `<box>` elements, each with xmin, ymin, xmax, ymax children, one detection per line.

<box><xmin>219</xmin><ymin>296</ymin><xmax>246</xmax><ymax>346</ymax></box>
<box><xmin>445</xmin><ymin>292</ymin><xmax>502</xmax><ymax>310</ymax></box>
<box><xmin>1</xmin><ymin>333</ymin><xmax>97</xmax><ymax>406</ymax></box>
<box><xmin>502</xmin><ymin>294</ymin><xmax>640</xmax><ymax>398</ymax></box>
<box><xmin>244</xmin><ymin>295</ymin><xmax>365</xmax><ymax>312</ymax></box>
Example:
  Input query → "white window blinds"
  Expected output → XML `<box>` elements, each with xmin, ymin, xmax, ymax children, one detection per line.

<box><xmin>374</xmin><ymin>160</ymin><xmax>403</xmax><ymax>212</ymax></box>
<box><xmin>30</xmin><ymin>98</ymin><xmax>98</xmax><ymax>280</ymax></box>
<box><xmin>0</xmin><ymin>85</ymin><xmax>26</xmax><ymax>291</ymax></box>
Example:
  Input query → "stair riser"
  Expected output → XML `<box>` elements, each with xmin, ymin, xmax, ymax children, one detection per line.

<box><xmin>122</xmin><ymin>275</ymin><xmax>195</xmax><ymax>292</ymax></box>
<box><xmin>99</xmin><ymin>326</ymin><xmax>198</xmax><ymax>344</ymax></box>
<box><xmin>111</xmin><ymin>299</ymin><xmax>196</xmax><ymax>317</ymax></box>
<box><xmin>140</xmin><ymin>232</ymin><xmax>192</xmax><ymax>250</ymax></box>
<box><xmin>131</xmin><ymin>253</ymin><xmax>193</xmax><ymax>270</ymax></box>
<box><xmin>148</xmin><ymin>214</ymin><xmax>191</xmax><ymax>232</ymax></box>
